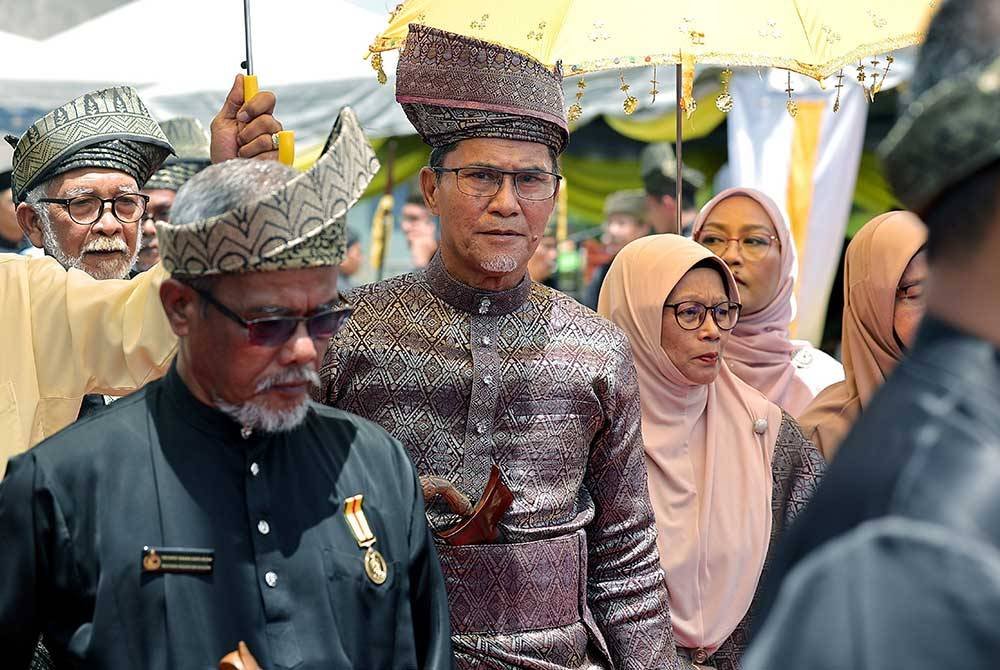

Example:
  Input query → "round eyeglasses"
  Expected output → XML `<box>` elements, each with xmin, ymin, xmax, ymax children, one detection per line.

<box><xmin>695</xmin><ymin>232</ymin><xmax>778</xmax><ymax>262</ymax></box>
<box><xmin>431</xmin><ymin>166</ymin><xmax>561</xmax><ymax>201</ymax></box>
<box><xmin>37</xmin><ymin>193</ymin><xmax>150</xmax><ymax>226</ymax></box>
<box><xmin>664</xmin><ymin>300</ymin><xmax>742</xmax><ymax>331</ymax></box>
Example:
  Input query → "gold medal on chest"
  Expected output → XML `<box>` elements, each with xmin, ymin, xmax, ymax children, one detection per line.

<box><xmin>364</xmin><ymin>546</ymin><xmax>388</xmax><ymax>585</ymax></box>
<box><xmin>344</xmin><ymin>494</ymin><xmax>390</xmax><ymax>585</ymax></box>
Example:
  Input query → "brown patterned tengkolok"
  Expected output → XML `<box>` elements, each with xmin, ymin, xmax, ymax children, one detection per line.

<box><xmin>395</xmin><ymin>24</ymin><xmax>569</xmax><ymax>154</ymax></box>
<box><xmin>5</xmin><ymin>86</ymin><xmax>173</xmax><ymax>204</ymax></box>
<box><xmin>156</xmin><ymin>107</ymin><xmax>379</xmax><ymax>276</ymax></box>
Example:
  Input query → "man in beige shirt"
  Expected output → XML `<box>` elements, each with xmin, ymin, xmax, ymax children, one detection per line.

<box><xmin>0</xmin><ymin>75</ymin><xmax>282</xmax><ymax>468</ymax></box>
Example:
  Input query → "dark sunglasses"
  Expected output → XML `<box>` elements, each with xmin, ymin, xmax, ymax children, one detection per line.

<box><xmin>187</xmin><ymin>285</ymin><xmax>353</xmax><ymax>347</ymax></box>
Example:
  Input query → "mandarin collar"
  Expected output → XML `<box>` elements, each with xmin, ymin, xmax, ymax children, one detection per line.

<box><xmin>162</xmin><ymin>363</ymin><xmax>268</xmax><ymax>445</ymax></box>
<box><xmin>423</xmin><ymin>251</ymin><xmax>532</xmax><ymax>316</ymax></box>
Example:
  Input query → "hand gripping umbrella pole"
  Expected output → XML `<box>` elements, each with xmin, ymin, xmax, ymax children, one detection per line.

<box><xmin>243</xmin><ymin>0</ymin><xmax>295</xmax><ymax>166</ymax></box>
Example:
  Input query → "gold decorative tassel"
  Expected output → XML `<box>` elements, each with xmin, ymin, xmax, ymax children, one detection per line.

<box><xmin>716</xmin><ymin>68</ymin><xmax>734</xmax><ymax>112</ymax></box>
<box><xmin>370</xmin><ymin>52</ymin><xmax>387</xmax><ymax>85</ymax></box>
<box><xmin>785</xmin><ymin>71</ymin><xmax>798</xmax><ymax>117</ymax></box>
<box><xmin>620</xmin><ymin>71</ymin><xmax>639</xmax><ymax>115</ymax></box>
<box><xmin>568</xmin><ymin>78</ymin><xmax>586</xmax><ymax>122</ymax></box>
<box><xmin>873</xmin><ymin>54</ymin><xmax>893</xmax><ymax>97</ymax></box>
<box><xmin>833</xmin><ymin>69</ymin><xmax>845</xmax><ymax>113</ymax></box>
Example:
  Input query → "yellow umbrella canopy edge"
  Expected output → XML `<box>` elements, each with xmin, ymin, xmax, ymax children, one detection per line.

<box><xmin>368</xmin><ymin>0</ymin><xmax>937</xmax><ymax>83</ymax></box>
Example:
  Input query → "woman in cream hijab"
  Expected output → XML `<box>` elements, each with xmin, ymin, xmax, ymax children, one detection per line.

<box><xmin>598</xmin><ymin>234</ymin><xmax>824</xmax><ymax>669</ymax></box>
<box><xmin>692</xmin><ymin>188</ymin><xmax>844</xmax><ymax>415</ymax></box>
<box><xmin>798</xmin><ymin>212</ymin><xmax>928</xmax><ymax>460</ymax></box>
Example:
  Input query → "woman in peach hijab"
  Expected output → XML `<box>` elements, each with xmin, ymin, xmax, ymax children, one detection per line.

<box><xmin>598</xmin><ymin>234</ymin><xmax>824</xmax><ymax>670</ymax></box>
<box><xmin>798</xmin><ymin>211</ymin><xmax>928</xmax><ymax>460</ymax></box>
<box><xmin>692</xmin><ymin>188</ymin><xmax>844</xmax><ymax>415</ymax></box>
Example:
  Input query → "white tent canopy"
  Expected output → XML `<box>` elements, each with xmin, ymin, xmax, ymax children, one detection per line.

<box><xmin>0</xmin><ymin>0</ymin><xmax>411</xmax><ymax>144</ymax></box>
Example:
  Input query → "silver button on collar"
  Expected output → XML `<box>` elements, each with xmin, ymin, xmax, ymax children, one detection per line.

<box><xmin>249</xmin><ymin>462</ymin><xmax>260</xmax><ymax>477</ymax></box>
<box><xmin>265</xmin><ymin>571</ymin><xmax>278</xmax><ymax>587</ymax></box>
<box><xmin>258</xmin><ymin>520</ymin><xmax>271</xmax><ymax>535</ymax></box>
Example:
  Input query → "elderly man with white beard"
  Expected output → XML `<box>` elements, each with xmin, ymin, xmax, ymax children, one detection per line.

<box><xmin>9</xmin><ymin>79</ymin><xmax>282</xmax><ymax>281</ymax></box>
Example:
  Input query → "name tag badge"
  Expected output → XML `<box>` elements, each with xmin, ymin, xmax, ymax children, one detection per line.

<box><xmin>142</xmin><ymin>546</ymin><xmax>215</xmax><ymax>574</ymax></box>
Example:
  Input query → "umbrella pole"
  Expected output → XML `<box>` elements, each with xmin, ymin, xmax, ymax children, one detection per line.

<box><xmin>675</xmin><ymin>63</ymin><xmax>683</xmax><ymax>235</ymax></box>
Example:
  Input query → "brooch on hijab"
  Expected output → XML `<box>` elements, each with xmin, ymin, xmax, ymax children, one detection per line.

<box><xmin>344</xmin><ymin>494</ymin><xmax>389</xmax><ymax>585</ymax></box>
<box><xmin>753</xmin><ymin>418</ymin><xmax>769</xmax><ymax>435</ymax></box>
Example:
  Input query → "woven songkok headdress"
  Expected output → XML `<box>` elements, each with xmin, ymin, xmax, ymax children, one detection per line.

<box><xmin>145</xmin><ymin>117</ymin><xmax>211</xmax><ymax>192</ymax></box>
<box><xmin>157</xmin><ymin>107</ymin><xmax>378</xmax><ymax>277</ymax></box>
<box><xmin>5</xmin><ymin>86</ymin><xmax>172</xmax><ymax>204</ymax></box>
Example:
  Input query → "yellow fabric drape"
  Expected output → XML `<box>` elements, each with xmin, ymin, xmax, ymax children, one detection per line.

<box><xmin>786</xmin><ymin>100</ymin><xmax>825</xmax><ymax>338</ymax></box>
<box><xmin>785</xmin><ymin>100</ymin><xmax>825</xmax><ymax>336</ymax></box>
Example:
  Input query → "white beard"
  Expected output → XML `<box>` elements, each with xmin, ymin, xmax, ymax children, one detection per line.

<box><xmin>41</xmin><ymin>220</ymin><xmax>138</xmax><ymax>280</ymax></box>
<box><xmin>480</xmin><ymin>254</ymin><xmax>518</xmax><ymax>274</ymax></box>
<box><xmin>213</xmin><ymin>366</ymin><xmax>320</xmax><ymax>434</ymax></box>
<box><xmin>214</xmin><ymin>396</ymin><xmax>312</xmax><ymax>433</ymax></box>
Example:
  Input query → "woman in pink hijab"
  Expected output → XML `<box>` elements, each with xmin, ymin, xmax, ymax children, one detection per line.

<box><xmin>798</xmin><ymin>211</ymin><xmax>928</xmax><ymax>460</ymax></box>
<box><xmin>692</xmin><ymin>188</ymin><xmax>844</xmax><ymax>415</ymax></box>
<box><xmin>598</xmin><ymin>234</ymin><xmax>824</xmax><ymax>670</ymax></box>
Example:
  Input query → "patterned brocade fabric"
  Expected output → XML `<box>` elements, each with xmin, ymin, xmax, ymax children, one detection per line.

<box><xmin>319</xmin><ymin>254</ymin><xmax>677</xmax><ymax>670</ymax></box>
<box><xmin>690</xmin><ymin>412</ymin><xmax>825</xmax><ymax>670</ymax></box>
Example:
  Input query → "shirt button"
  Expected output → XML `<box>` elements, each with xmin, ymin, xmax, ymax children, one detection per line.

<box><xmin>483</xmin><ymin>374</ymin><xmax>494</xmax><ymax>385</ymax></box>
<box><xmin>265</xmin><ymin>571</ymin><xmax>278</xmax><ymax>588</ymax></box>
<box><xmin>476</xmin><ymin>423</ymin><xmax>486</xmax><ymax>435</ymax></box>
<box><xmin>693</xmin><ymin>648</ymin><xmax>708</xmax><ymax>664</ymax></box>
<box><xmin>257</xmin><ymin>520</ymin><xmax>270</xmax><ymax>535</ymax></box>
<box><xmin>249</xmin><ymin>462</ymin><xmax>260</xmax><ymax>477</ymax></box>
<box><xmin>481</xmin><ymin>336</ymin><xmax>492</xmax><ymax>346</ymax></box>
<box><xmin>478</xmin><ymin>298</ymin><xmax>491</xmax><ymax>314</ymax></box>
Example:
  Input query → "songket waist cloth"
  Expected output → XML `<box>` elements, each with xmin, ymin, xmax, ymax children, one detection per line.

<box><xmin>437</xmin><ymin>530</ymin><xmax>587</xmax><ymax>634</ymax></box>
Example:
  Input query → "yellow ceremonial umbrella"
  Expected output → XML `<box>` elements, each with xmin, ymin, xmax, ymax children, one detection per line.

<box><xmin>368</xmin><ymin>0</ymin><xmax>938</xmax><ymax>231</ymax></box>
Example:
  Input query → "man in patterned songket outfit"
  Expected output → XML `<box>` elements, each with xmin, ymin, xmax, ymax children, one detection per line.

<box><xmin>318</xmin><ymin>24</ymin><xmax>678</xmax><ymax>670</ymax></box>
<box><xmin>136</xmin><ymin>117</ymin><xmax>212</xmax><ymax>273</ymax></box>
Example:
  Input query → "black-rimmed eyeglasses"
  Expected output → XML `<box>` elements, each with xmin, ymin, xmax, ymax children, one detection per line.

<box><xmin>431</xmin><ymin>166</ymin><xmax>561</xmax><ymax>201</ymax></box>
<box><xmin>664</xmin><ymin>300</ymin><xmax>742</xmax><ymax>331</ymax></box>
<box><xmin>187</xmin><ymin>285</ymin><xmax>354</xmax><ymax>347</ymax></box>
<box><xmin>37</xmin><ymin>193</ymin><xmax>150</xmax><ymax>226</ymax></box>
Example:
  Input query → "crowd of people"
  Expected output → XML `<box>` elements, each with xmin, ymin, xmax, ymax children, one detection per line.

<box><xmin>1</xmin><ymin>0</ymin><xmax>999</xmax><ymax>668</ymax></box>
